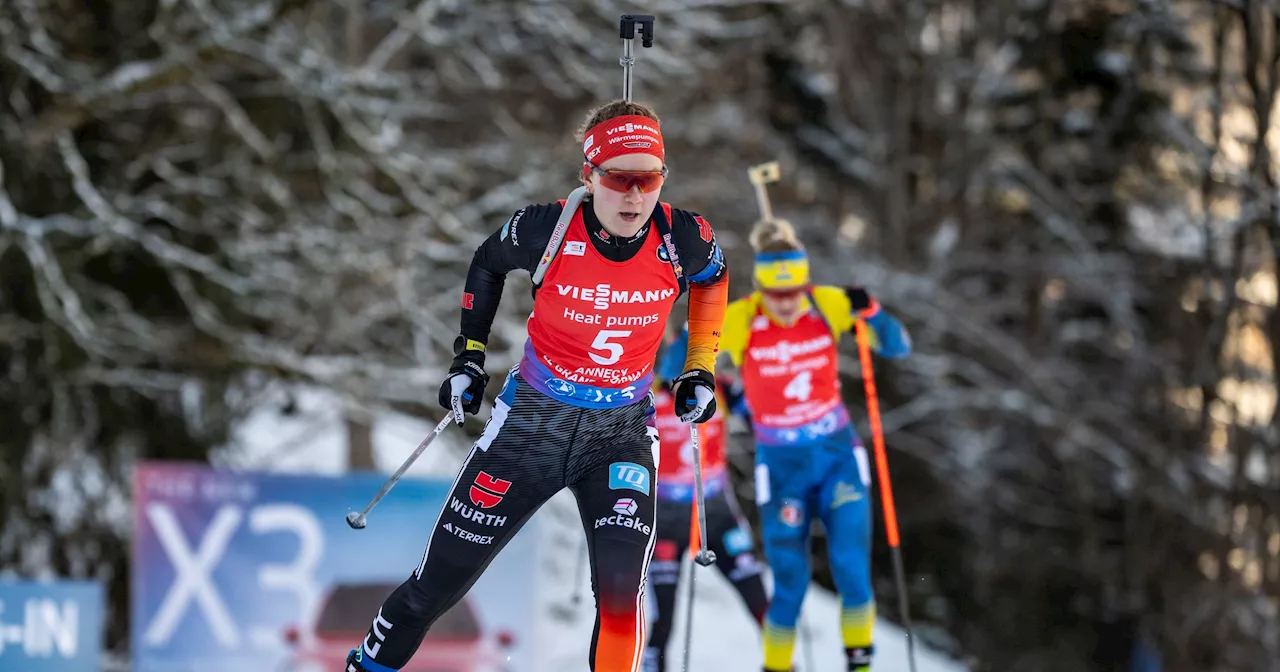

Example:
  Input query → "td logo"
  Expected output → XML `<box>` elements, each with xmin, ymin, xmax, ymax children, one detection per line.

<box><xmin>608</xmin><ymin>462</ymin><xmax>649</xmax><ymax>495</ymax></box>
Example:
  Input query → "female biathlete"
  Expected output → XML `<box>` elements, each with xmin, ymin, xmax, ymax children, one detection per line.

<box><xmin>719</xmin><ymin>219</ymin><xmax>911</xmax><ymax>672</ymax></box>
<box><xmin>346</xmin><ymin>100</ymin><xmax>729</xmax><ymax>672</ymax></box>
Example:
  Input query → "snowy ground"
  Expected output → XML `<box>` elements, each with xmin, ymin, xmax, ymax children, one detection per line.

<box><xmin>226</xmin><ymin>386</ymin><xmax>968</xmax><ymax>672</ymax></box>
<box><xmin>535</xmin><ymin>485</ymin><xmax>965</xmax><ymax>672</ymax></box>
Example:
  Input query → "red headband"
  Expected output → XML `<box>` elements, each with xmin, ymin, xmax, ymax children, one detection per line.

<box><xmin>582</xmin><ymin>114</ymin><xmax>665</xmax><ymax>166</ymax></box>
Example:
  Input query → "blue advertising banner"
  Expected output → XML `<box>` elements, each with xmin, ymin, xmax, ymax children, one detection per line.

<box><xmin>0</xmin><ymin>580</ymin><xmax>103</xmax><ymax>672</ymax></box>
<box><xmin>132</xmin><ymin>462</ymin><xmax>537</xmax><ymax>672</ymax></box>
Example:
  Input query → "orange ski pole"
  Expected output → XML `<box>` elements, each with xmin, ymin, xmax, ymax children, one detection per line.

<box><xmin>855</xmin><ymin>320</ymin><xmax>918</xmax><ymax>672</ymax></box>
<box><xmin>689</xmin><ymin>496</ymin><xmax>701</xmax><ymax>555</ymax></box>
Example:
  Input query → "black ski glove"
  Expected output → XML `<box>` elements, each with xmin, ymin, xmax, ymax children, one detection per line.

<box><xmin>844</xmin><ymin>286</ymin><xmax>880</xmax><ymax>317</ymax></box>
<box><xmin>672</xmin><ymin>369</ymin><xmax>717</xmax><ymax>424</ymax></box>
<box><xmin>438</xmin><ymin>337</ymin><xmax>490</xmax><ymax>424</ymax></box>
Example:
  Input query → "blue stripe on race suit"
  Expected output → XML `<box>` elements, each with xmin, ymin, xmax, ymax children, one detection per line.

<box><xmin>518</xmin><ymin>342</ymin><xmax>653</xmax><ymax>409</ymax></box>
<box><xmin>496</xmin><ymin>365</ymin><xmax>519</xmax><ymax>406</ymax></box>
<box><xmin>752</xmin><ymin>405</ymin><xmax>852</xmax><ymax>446</ymax></box>
<box><xmin>688</xmin><ymin>242</ymin><xmax>726</xmax><ymax>283</ymax></box>
<box><xmin>656</xmin><ymin>474</ymin><xmax>726</xmax><ymax>502</ymax></box>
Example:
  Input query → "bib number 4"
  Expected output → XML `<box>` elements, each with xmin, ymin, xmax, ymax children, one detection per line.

<box><xmin>590</xmin><ymin>329</ymin><xmax>632</xmax><ymax>365</ymax></box>
<box><xmin>783</xmin><ymin>370</ymin><xmax>813</xmax><ymax>402</ymax></box>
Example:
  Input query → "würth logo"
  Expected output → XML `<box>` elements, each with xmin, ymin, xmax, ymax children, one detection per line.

<box><xmin>469</xmin><ymin>471</ymin><xmax>512</xmax><ymax>509</ymax></box>
<box><xmin>461</xmin><ymin>292</ymin><xmax>474</xmax><ymax>310</ymax></box>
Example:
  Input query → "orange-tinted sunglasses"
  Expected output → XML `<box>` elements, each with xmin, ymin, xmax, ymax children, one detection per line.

<box><xmin>583</xmin><ymin>163</ymin><xmax>668</xmax><ymax>194</ymax></box>
<box><xmin>762</xmin><ymin>287</ymin><xmax>806</xmax><ymax>300</ymax></box>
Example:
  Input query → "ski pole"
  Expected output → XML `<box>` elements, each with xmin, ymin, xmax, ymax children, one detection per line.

<box><xmin>689</xmin><ymin>425</ymin><xmax>716</xmax><ymax>567</ymax></box>
<box><xmin>346</xmin><ymin>414</ymin><xmax>453</xmax><ymax>529</ymax></box>
<box><xmin>854</xmin><ymin>322</ymin><xmax>918</xmax><ymax>672</ymax></box>
<box><xmin>681</xmin><ymin>428</ymin><xmax>715</xmax><ymax>668</ymax></box>
<box><xmin>618</xmin><ymin>14</ymin><xmax>655</xmax><ymax>102</ymax></box>
<box><xmin>680</xmin><ymin>498</ymin><xmax>700</xmax><ymax>672</ymax></box>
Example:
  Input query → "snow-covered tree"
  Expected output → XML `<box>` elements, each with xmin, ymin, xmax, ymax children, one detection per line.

<box><xmin>2</xmin><ymin>0</ymin><xmax>1277</xmax><ymax>668</ymax></box>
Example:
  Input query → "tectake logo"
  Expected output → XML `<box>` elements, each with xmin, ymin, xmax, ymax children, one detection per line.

<box><xmin>609</xmin><ymin>462</ymin><xmax>649</xmax><ymax>494</ymax></box>
<box><xmin>613</xmin><ymin>497</ymin><xmax>638</xmax><ymax>516</ymax></box>
<box><xmin>730</xmin><ymin>553</ymin><xmax>762</xmax><ymax>581</ymax></box>
<box><xmin>594</xmin><ymin>514</ymin><xmax>652</xmax><ymax>536</ymax></box>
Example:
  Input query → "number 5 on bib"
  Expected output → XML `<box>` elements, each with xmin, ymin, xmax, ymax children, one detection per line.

<box><xmin>590</xmin><ymin>329</ymin><xmax>632</xmax><ymax>365</ymax></box>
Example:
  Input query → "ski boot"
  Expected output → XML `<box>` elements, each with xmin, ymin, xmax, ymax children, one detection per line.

<box><xmin>641</xmin><ymin>646</ymin><xmax>660</xmax><ymax>672</ymax></box>
<box><xmin>345</xmin><ymin>649</ymin><xmax>369</xmax><ymax>672</ymax></box>
<box><xmin>847</xmin><ymin>645</ymin><xmax>874</xmax><ymax>671</ymax></box>
<box><xmin>345</xmin><ymin>648</ymin><xmax>396</xmax><ymax>672</ymax></box>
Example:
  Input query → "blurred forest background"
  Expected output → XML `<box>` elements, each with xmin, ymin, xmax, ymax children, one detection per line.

<box><xmin>3</xmin><ymin>0</ymin><xmax>1280</xmax><ymax>670</ymax></box>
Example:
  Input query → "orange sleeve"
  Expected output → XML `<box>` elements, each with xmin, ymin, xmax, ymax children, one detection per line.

<box><xmin>684</xmin><ymin>272</ymin><xmax>729</xmax><ymax>374</ymax></box>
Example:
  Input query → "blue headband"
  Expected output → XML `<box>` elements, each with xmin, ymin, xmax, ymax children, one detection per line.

<box><xmin>754</xmin><ymin>250</ymin><xmax>808</xmax><ymax>263</ymax></box>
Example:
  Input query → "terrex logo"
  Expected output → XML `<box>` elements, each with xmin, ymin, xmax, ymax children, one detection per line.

<box><xmin>441</xmin><ymin>522</ymin><xmax>493</xmax><ymax>545</ymax></box>
<box><xmin>500</xmin><ymin>208</ymin><xmax>523</xmax><ymax>245</ymax></box>
<box><xmin>469</xmin><ymin>471</ymin><xmax>511</xmax><ymax>508</ymax></box>
<box><xmin>556</xmin><ymin>283</ymin><xmax>676</xmax><ymax>311</ymax></box>
<box><xmin>748</xmin><ymin>335</ymin><xmax>834</xmax><ymax>363</ymax></box>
